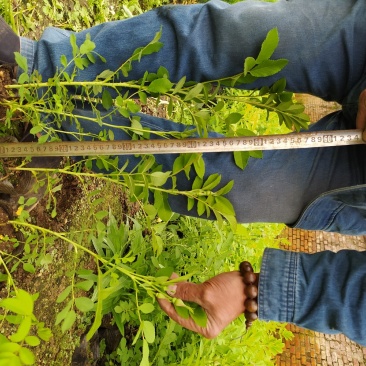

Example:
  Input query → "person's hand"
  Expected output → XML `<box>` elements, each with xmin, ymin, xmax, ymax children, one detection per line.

<box><xmin>157</xmin><ymin>271</ymin><xmax>257</xmax><ymax>339</ymax></box>
<box><xmin>356</xmin><ymin>89</ymin><xmax>366</xmax><ymax>140</ymax></box>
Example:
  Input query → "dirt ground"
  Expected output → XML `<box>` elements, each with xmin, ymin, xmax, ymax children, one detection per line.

<box><xmin>0</xmin><ymin>66</ymin><xmax>77</xmax><ymax>249</ymax></box>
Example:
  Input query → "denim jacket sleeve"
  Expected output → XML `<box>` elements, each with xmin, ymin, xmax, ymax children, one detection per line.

<box><xmin>258</xmin><ymin>248</ymin><xmax>366</xmax><ymax>346</ymax></box>
<box><xmin>292</xmin><ymin>185</ymin><xmax>366</xmax><ymax>235</ymax></box>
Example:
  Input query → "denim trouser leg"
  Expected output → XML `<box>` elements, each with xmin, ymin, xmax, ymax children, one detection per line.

<box><xmin>18</xmin><ymin>0</ymin><xmax>366</xmax><ymax>224</ymax></box>
<box><xmin>21</xmin><ymin>0</ymin><xmax>366</xmax><ymax>101</ymax></box>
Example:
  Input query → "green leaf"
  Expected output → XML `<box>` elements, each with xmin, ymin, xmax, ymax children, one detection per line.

<box><xmin>286</xmin><ymin>103</ymin><xmax>305</xmax><ymax>114</ymax></box>
<box><xmin>10</xmin><ymin>316</ymin><xmax>32</xmax><ymax>343</ymax></box>
<box><xmin>142</xmin><ymin>321</ymin><xmax>155</xmax><ymax>344</ymax></box>
<box><xmin>74</xmin><ymin>57</ymin><xmax>89</xmax><ymax>70</ymax></box>
<box><xmin>61</xmin><ymin>310</ymin><xmax>76</xmax><ymax>333</ymax></box>
<box><xmin>143</xmin><ymin>203</ymin><xmax>157</xmax><ymax>219</ymax></box>
<box><xmin>244</xmin><ymin>56</ymin><xmax>256</xmax><ymax>75</ymax></box>
<box><xmin>157</xmin><ymin>66</ymin><xmax>169</xmax><ymax>79</ymax></box>
<box><xmin>147</xmin><ymin>78</ymin><xmax>173</xmax><ymax>94</ymax></box>
<box><xmin>60</xmin><ymin>54</ymin><xmax>68</xmax><ymax>68</ymax></box>
<box><xmin>29</xmin><ymin>125</ymin><xmax>43</xmax><ymax>135</ymax></box>
<box><xmin>172</xmin><ymin>76</ymin><xmax>186</xmax><ymax>94</ymax></box>
<box><xmin>150</xmin><ymin>171</ymin><xmax>171</xmax><ymax>187</ymax></box>
<box><xmin>0</xmin><ymin>342</ymin><xmax>20</xmax><ymax>353</ymax></box>
<box><xmin>70</xmin><ymin>33</ymin><xmax>79</xmax><ymax>57</ymax></box>
<box><xmin>75</xmin><ymin>280</ymin><xmax>94</xmax><ymax>292</ymax></box>
<box><xmin>126</xmin><ymin>100</ymin><xmax>140</xmax><ymax>113</ymax></box>
<box><xmin>102</xmin><ymin>89</ymin><xmax>113</xmax><ymax>110</ymax></box>
<box><xmin>19</xmin><ymin>347</ymin><xmax>35</xmax><ymax>366</ymax></box>
<box><xmin>97</xmin><ymin>69</ymin><xmax>114</xmax><ymax>80</ymax></box>
<box><xmin>0</xmin><ymin>290</ymin><xmax>33</xmax><ymax>316</ymax></box>
<box><xmin>95</xmin><ymin>210</ymin><xmax>109</xmax><ymax>220</ymax></box>
<box><xmin>56</xmin><ymin>286</ymin><xmax>72</xmax><ymax>304</ymax></box>
<box><xmin>172</xmin><ymin>155</ymin><xmax>184</xmax><ymax>175</ymax></box>
<box><xmin>277</xmin><ymin>101</ymin><xmax>293</xmax><ymax>111</ymax></box>
<box><xmin>187</xmin><ymin>197</ymin><xmax>195</xmax><ymax>211</ymax></box>
<box><xmin>18</xmin><ymin>73</ymin><xmax>29</xmax><ymax>84</ymax></box>
<box><xmin>80</xmin><ymin>38</ymin><xmax>96</xmax><ymax>55</ymax></box>
<box><xmin>17</xmin><ymin>290</ymin><xmax>34</xmax><ymax>316</ymax></box>
<box><xmin>138</xmin><ymin>91</ymin><xmax>147</xmax><ymax>104</ymax></box>
<box><xmin>216</xmin><ymin>180</ymin><xmax>234</xmax><ymax>196</ymax></box>
<box><xmin>192</xmin><ymin>176</ymin><xmax>203</xmax><ymax>190</ymax></box>
<box><xmin>75</xmin><ymin>297</ymin><xmax>94</xmax><ymax>312</ymax></box>
<box><xmin>55</xmin><ymin>300</ymin><xmax>72</xmax><ymax>325</ymax></box>
<box><xmin>153</xmin><ymin>191</ymin><xmax>172</xmax><ymax>222</ymax></box>
<box><xmin>214</xmin><ymin>101</ymin><xmax>225</xmax><ymax>112</ymax></box>
<box><xmin>37</xmin><ymin>326</ymin><xmax>52</xmax><ymax>342</ymax></box>
<box><xmin>140</xmin><ymin>339</ymin><xmax>149</xmax><ymax>366</ymax></box>
<box><xmin>249</xmin><ymin>150</ymin><xmax>263</xmax><ymax>159</ymax></box>
<box><xmin>225</xmin><ymin>113</ymin><xmax>242</xmax><ymax>125</ymax></box>
<box><xmin>197</xmin><ymin>200</ymin><xmax>206</xmax><ymax>217</ymax></box>
<box><xmin>184</xmin><ymin>83</ymin><xmax>204</xmax><ymax>101</ymax></box>
<box><xmin>213</xmin><ymin>196</ymin><xmax>235</xmax><ymax>216</ymax></box>
<box><xmin>130</xmin><ymin>117</ymin><xmax>143</xmax><ymax>135</ymax></box>
<box><xmin>234</xmin><ymin>151</ymin><xmax>250</xmax><ymax>170</ymax></box>
<box><xmin>155</xmin><ymin>267</ymin><xmax>174</xmax><ymax>277</ymax></box>
<box><xmin>139</xmin><ymin>303</ymin><xmax>155</xmax><ymax>314</ymax></box>
<box><xmin>86</xmin><ymin>269</ymin><xmax>103</xmax><ymax>340</ymax></box>
<box><xmin>151</xmin><ymin>233</ymin><xmax>164</xmax><ymax>256</ymax></box>
<box><xmin>250</xmin><ymin>59</ymin><xmax>288</xmax><ymax>77</ymax></box>
<box><xmin>38</xmin><ymin>134</ymin><xmax>49</xmax><ymax>144</ymax></box>
<box><xmin>174</xmin><ymin>300</ymin><xmax>190</xmax><ymax>319</ymax></box>
<box><xmin>15</xmin><ymin>52</ymin><xmax>28</xmax><ymax>72</ymax></box>
<box><xmin>22</xmin><ymin>263</ymin><xmax>35</xmax><ymax>274</ymax></box>
<box><xmin>191</xmin><ymin>304</ymin><xmax>207</xmax><ymax>328</ymax></box>
<box><xmin>279</xmin><ymin>91</ymin><xmax>293</xmax><ymax>102</ymax></box>
<box><xmin>256</xmin><ymin>28</ymin><xmax>279</xmax><ymax>63</ymax></box>
<box><xmin>86</xmin><ymin>52</ymin><xmax>95</xmax><ymax>64</ymax></box>
<box><xmin>133</xmin><ymin>36</ymin><xmax>163</xmax><ymax>61</ymax></box>
<box><xmin>271</xmin><ymin>77</ymin><xmax>287</xmax><ymax>93</ymax></box>
<box><xmin>202</xmin><ymin>174</ymin><xmax>221</xmax><ymax>191</ymax></box>
<box><xmin>24</xmin><ymin>336</ymin><xmax>40</xmax><ymax>347</ymax></box>
<box><xmin>193</xmin><ymin>155</ymin><xmax>205</xmax><ymax>179</ymax></box>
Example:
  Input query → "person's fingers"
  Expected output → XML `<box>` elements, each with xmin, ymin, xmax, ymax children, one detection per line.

<box><xmin>166</xmin><ymin>272</ymin><xmax>206</xmax><ymax>305</ymax></box>
<box><xmin>158</xmin><ymin>274</ymin><xmax>209</xmax><ymax>334</ymax></box>
<box><xmin>156</xmin><ymin>296</ymin><xmax>211</xmax><ymax>336</ymax></box>
<box><xmin>356</xmin><ymin>89</ymin><xmax>366</xmax><ymax>133</ymax></box>
<box><xmin>168</xmin><ymin>281</ymin><xmax>205</xmax><ymax>306</ymax></box>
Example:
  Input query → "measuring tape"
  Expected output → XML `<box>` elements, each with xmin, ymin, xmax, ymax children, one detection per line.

<box><xmin>0</xmin><ymin>129</ymin><xmax>364</xmax><ymax>158</ymax></box>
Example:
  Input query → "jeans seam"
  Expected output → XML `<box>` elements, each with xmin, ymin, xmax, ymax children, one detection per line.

<box><xmin>19</xmin><ymin>37</ymin><xmax>35</xmax><ymax>76</ymax></box>
<box><xmin>322</xmin><ymin>203</ymin><xmax>346</xmax><ymax>231</ymax></box>
<box><xmin>289</xmin><ymin>252</ymin><xmax>298</xmax><ymax>322</ymax></box>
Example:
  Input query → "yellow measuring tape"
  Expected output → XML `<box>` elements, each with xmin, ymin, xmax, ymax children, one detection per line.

<box><xmin>0</xmin><ymin>130</ymin><xmax>364</xmax><ymax>158</ymax></box>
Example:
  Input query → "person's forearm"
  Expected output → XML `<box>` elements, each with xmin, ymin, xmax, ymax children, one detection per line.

<box><xmin>259</xmin><ymin>248</ymin><xmax>366</xmax><ymax>346</ymax></box>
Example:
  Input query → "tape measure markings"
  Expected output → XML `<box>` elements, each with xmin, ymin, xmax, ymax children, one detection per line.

<box><xmin>0</xmin><ymin>130</ymin><xmax>364</xmax><ymax>158</ymax></box>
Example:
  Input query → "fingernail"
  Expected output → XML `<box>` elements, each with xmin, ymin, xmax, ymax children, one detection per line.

<box><xmin>167</xmin><ymin>284</ymin><xmax>177</xmax><ymax>296</ymax></box>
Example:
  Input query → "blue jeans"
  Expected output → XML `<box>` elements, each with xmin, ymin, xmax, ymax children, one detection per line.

<box><xmin>261</xmin><ymin>248</ymin><xmax>366</xmax><ymax>346</ymax></box>
<box><xmin>19</xmin><ymin>0</ymin><xmax>366</xmax><ymax>227</ymax></box>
